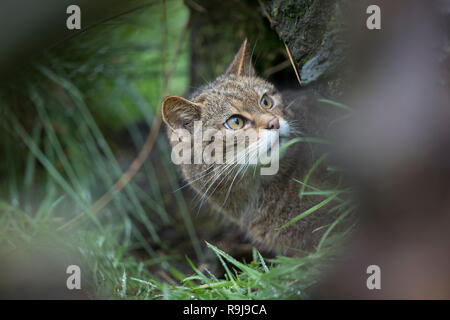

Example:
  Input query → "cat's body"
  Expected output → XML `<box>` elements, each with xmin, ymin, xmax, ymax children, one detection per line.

<box><xmin>162</xmin><ymin>39</ymin><xmax>335</xmax><ymax>252</ymax></box>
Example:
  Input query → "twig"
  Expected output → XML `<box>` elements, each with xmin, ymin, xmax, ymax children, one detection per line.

<box><xmin>257</xmin><ymin>0</ymin><xmax>302</xmax><ymax>86</ymax></box>
<box><xmin>284</xmin><ymin>43</ymin><xmax>303</xmax><ymax>86</ymax></box>
<box><xmin>57</xmin><ymin>3</ymin><xmax>191</xmax><ymax>231</ymax></box>
<box><xmin>257</xmin><ymin>0</ymin><xmax>272</xmax><ymax>24</ymax></box>
<box><xmin>263</xmin><ymin>59</ymin><xmax>290</xmax><ymax>78</ymax></box>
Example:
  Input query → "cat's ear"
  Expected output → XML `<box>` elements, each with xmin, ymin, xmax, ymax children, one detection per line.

<box><xmin>225</xmin><ymin>38</ymin><xmax>256</xmax><ymax>77</ymax></box>
<box><xmin>162</xmin><ymin>96</ymin><xmax>202</xmax><ymax>131</ymax></box>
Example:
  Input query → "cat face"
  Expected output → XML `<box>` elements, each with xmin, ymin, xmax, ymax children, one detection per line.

<box><xmin>191</xmin><ymin>73</ymin><xmax>290</xmax><ymax>143</ymax></box>
<box><xmin>162</xmin><ymin>39</ymin><xmax>292</xmax><ymax>168</ymax></box>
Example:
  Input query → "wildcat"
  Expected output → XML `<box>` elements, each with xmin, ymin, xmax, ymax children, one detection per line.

<box><xmin>162</xmin><ymin>39</ymin><xmax>336</xmax><ymax>252</ymax></box>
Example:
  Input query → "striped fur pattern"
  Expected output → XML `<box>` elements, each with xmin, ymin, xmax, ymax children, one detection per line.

<box><xmin>162</xmin><ymin>39</ymin><xmax>335</xmax><ymax>252</ymax></box>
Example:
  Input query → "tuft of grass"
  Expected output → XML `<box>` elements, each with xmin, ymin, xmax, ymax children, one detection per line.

<box><xmin>123</xmin><ymin>242</ymin><xmax>338</xmax><ymax>300</ymax></box>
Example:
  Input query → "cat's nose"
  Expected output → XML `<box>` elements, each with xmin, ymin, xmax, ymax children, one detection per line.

<box><xmin>266</xmin><ymin>117</ymin><xmax>280</xmax><ymax>130</ymax></box>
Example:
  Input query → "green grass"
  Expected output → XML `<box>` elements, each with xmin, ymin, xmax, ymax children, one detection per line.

<box><xmin>0</xmin><ymin>0</ymin><xmax>355</xmax><ymax>299</ymax></box>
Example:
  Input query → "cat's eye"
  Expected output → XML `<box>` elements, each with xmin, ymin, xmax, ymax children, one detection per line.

<box><xmin>224</xmin><ymin>115</ymin><xmax>246</xmax><ymax>130</ymax></box>
<box><xmin>260</xmin><ymin>94</ymin><xmax>273</xmax><ymax>109</ymax></box>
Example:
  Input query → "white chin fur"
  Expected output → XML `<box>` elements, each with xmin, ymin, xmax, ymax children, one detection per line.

<box><xmin>255</xmin><ymin>119</ymin><xmax>291</xmax><ymax>163</ymax></box>
<box><xmin>279</xmin><ymin>119</ymin><xmax>290</xmax><ymax>143</ymax></box>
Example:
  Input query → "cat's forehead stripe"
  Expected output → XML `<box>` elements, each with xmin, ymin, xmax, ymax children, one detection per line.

<box><xmin>218</xmin><ymin>80</ymin><xmax>261</xmax><ymax>100</ymax></box>
<box><xmin>191</xmin><ymin>75</ymin><xmax>276</xmax><ymax>117</ymax></box>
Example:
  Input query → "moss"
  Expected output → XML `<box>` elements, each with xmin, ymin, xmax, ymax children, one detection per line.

<box><xmin>300</xmin><ymin>53</ymin><xmax>314</xmax><ymax>65</ymax></box>
<box><xmin>272</xmin><ymin>7</ymin><xmax>278</xmax><ymax>17</ymax></box>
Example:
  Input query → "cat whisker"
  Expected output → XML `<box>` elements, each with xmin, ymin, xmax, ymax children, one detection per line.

<box><xmin>182</xmin><ymin>147</ymin><xmax>247</xmax><ymax>195</ymax></box>
<box><xmin>285</xmin><ymin>97</ymin><xmax>302</xmax><ymax>110</ymax></box>
<box><xmin>192</xmin><ymin>163</ymin><xmax>232</xmax><ymax>205</ymax></box>
<box><xmin>175</xmin><ymin>156</ymin><xmax>240</xmax><ymax>193</ymax></box>
<box><xmin>220</xmin><ymin>141</ymin><xmax>261</xmax><ymax>206</ymax></box>
<box><xmin>173</xmin><ymin>163</ymin><xmax>216</xmax><ymax>192</ymax></box>
<box><xmin>197</xmin><ymin>152</ymin><xmax>244</xmax><ymax>191</ymax></box>
<box><xmin>198</xmin><ymin>141</ymin><xmax>258</xmax><ymax>208</ymax></box>
<box><xmin>222</xmin><ymin>163</ymin><xmax>246</xmax><ymax>206</ymax></box>
<box><xmin>196</xmin><ymin>153</ymin><xmax>245</xmax><ymax>210</ymax></box>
